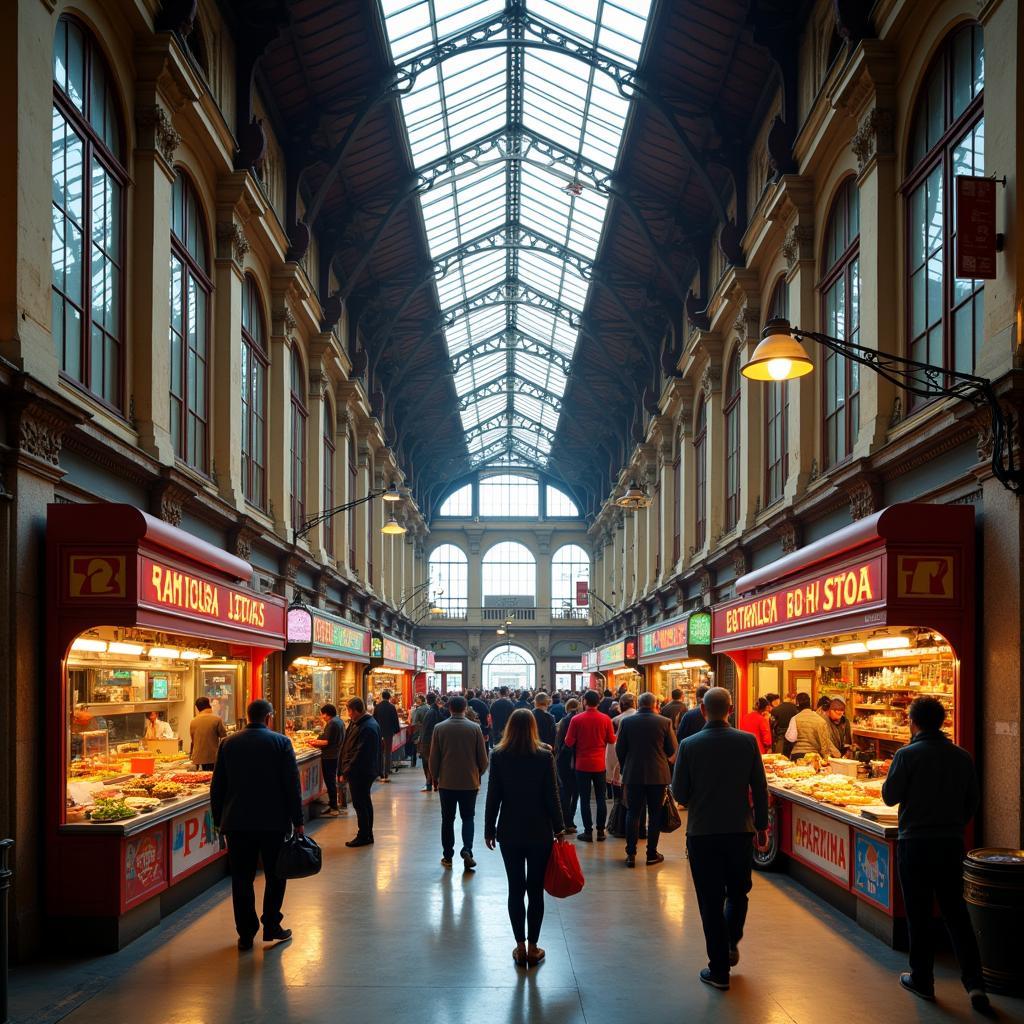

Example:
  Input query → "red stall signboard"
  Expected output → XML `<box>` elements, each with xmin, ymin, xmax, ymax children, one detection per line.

<box><xmin>955</xmin><ymin>175</ymin><xmax>997</xmax><ymax>280</ymax></box>
<box><xmin>715</xmin><ymin>555</ymin><xmax>884</xmax><ymax>643</ymax></box>
<box><xmin>170</xmin><ymin>805</ymin><xmax>221</xmax><ymax>880</ymax></box>
<box><xmin>791</xmin><ymin>804</ymin><xmax>851</xmax><ymax>885</ymax></box>
<box><xmin>124</xmin><ymin>829</ymin><xmax>167</xmax><ymax>906</ymax></box>
<box><xmin>576</xmin><ymin>580</ymin><xmax>589</xmax><ymax>606</ymax></box>
<box><xmin>140</xmin><ymin>556</ymin><xmax>282</xmax><ymax>635</ymax></box>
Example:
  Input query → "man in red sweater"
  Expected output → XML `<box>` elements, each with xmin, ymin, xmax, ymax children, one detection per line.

<box><xmin>565</xmin><ymin>689</ymin><xmax>617</xmax><ymax>841</ymax></box>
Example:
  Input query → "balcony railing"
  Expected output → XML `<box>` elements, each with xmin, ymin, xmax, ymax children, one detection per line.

<box><xmin>419</xmin><ymin>605</ymin><xmax>604</xmax><ymax>627</ymax></box>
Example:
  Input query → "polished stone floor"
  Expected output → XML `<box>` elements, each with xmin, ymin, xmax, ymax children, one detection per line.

<box><xmin>10</xmin><ymin>767</ymin><xmax>1022</xmax><ymax>1024</ymax></box>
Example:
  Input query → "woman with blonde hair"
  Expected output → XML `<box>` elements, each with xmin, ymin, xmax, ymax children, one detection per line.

<box><xmin>485</xmin><ymin>707</ymin><xmax>564</xmax><ymax>967</ymax></box>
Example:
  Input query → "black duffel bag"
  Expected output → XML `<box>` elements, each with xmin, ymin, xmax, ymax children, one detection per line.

<box><xmin>276</xmin><ymin>831</ymin><xmax>323</xmax><ymax>879</ymax></box>
<box><xmin>660</xmin><ymin>789</ymin><xmax>682</xmax><ymax>834</ymax></box>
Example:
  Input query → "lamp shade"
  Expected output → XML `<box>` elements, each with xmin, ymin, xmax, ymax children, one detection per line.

<box><xmin>741</xmin><ymin>318</ymin><xmax>815</xmax><ymax>382</ymax></box>
<box><xmin>616</xmin><ymin>481</ymin><xmax>652</xmax><ymax>509</ymax></box>
<box><xmin>381</xmin><ymin>485</ymin><xmax>402</xmax><ymax>502</ymax></box>
<box><xmin>381</xmin><ymin>515</ymin><xmax>406</xmax><ymax>535</ymax></box>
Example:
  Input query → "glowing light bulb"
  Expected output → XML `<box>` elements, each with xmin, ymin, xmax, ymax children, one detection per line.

<box><xmin>766</xmin><ymin>358</ymin><xmax>793</xmax><ymax>381</ymax></box>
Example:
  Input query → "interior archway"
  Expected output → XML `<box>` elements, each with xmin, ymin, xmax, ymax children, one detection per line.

<box><xmin>482</xmin><ymin>644</ymin><xmax>537</xmax><ymax>692</ymax></box>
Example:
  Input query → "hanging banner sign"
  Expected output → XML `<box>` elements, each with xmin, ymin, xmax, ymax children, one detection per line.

<box><xmin>576</xmin><ymin>581</ymin><xmax>589</xmax><ymax>606</ymax></box>
<box><xmin>955</xmin><ymin>175</ymin><xmax>997</xmax><ymax>280</ymax></box>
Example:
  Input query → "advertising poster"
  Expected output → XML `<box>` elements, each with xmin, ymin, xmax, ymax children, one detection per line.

<box><xmin>853</xmin><ymin>833</ymin><xmax>892</xmax><ymax>911</ymax></box>
<box><xmin>124</xmin><ymin>829</ymin><xmax>167</xmax><ymax>904</ymax></box>
<box><xmin>170</xmin><ymin>805</ymin><xmax>222</xmax><ymax>880</ymax></box>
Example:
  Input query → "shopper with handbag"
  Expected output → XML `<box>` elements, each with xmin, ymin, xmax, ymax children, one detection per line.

<box><xmin>615</xmin><ymin>691</ymin><xmax>677</xmax><ymax>867</ymax></box>
<box><xmin>210</xmin><ymin>699</ymin><xmax>304</xmax><ymax>949</ymax></box>
<box><xmin>485</xmin><ymin>708</ymin><xmax>565</xmax><ymax>968</ymax></box>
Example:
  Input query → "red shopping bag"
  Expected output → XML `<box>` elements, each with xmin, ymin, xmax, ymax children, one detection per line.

<box><xmin>544</xmin><ymin>838</ymin><xmax>585</xmax><ymax>898</ymax></box>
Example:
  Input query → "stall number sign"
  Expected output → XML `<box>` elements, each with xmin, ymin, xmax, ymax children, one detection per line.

<box><xmin>312</xmin><ymin>614</ymin><xmax>369</xmax><ymax>657</ymax></box>
<box><xmin>171</xmin><ymin>806</ymin><xmax>221</xmax><ymax>880</ymax></box>
<box><xmin>716</xmin><ymin>557</ymin><xmax>883</xmax><ymax>641</ymax></box>
<box><xmin>791</xmin><ymin>805</ymin><xmax>851</xmax><ymax>885</ymax></box>
<box><xmin>124</xmin><ymin>829</ymin><xmax>166</xmax><ymax>904</ymax></box>
<box><xmin>854</xmin><ymin>833</ymin><xmax>892</xmax><ymax>911</ymax></box>
<box><xmin>141</xmin><ymin>557</ymin><xmax>280</xmax><ymax>633</ymax></box>
<box><xmin>301</xmin><ymin>759</ymin><xmax>324</xmax><ymax>803</ymax></box>
<box><xmin>955</xmin><ymin>175</ymin><xmax>997</xmax><ymax>279</ymax></box>
<box><xmin>68</xmin><ymin>554</ymin><xmax>127</xmax><ymax>598</ymax></box>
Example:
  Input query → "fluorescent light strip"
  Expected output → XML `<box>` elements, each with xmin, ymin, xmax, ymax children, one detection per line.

<box><xmin>792</xmin><ymin>646</ymin><xmax>825</xmax><ymax>658</ymax></box>
<box><xmin>830</xmin><ymin>642</ymin><xmax>868</xmax><ymax>656</ymax></box>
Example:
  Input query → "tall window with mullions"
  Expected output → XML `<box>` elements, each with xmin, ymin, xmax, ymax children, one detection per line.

<box><xmin>905</xmin><ymin>23</ymin><xmax>984</xmax><ymax>399</ymax></box>
<box><xmin>724</xmin><ymin>352</ymin><xmax>742</xmax><ymax>531</ymax></box>
<box><xmin>694</xmin><ymin>397</ymin><xmax>707</xmax><ymax>551</ymax></box>
<box><xmin>322</xmin><ymin>397</ymin><xmax>335</xmax><ymax>558</ymax></box>
<box><xmin>428</xmin><ymin>544</ymin><xmax>469</xmax><ymax>616</ymax></box>
<box><xmin>240</xmin><ymin>275</ymin><xmax>268</xmax><ymax>508</ymax></box>
<box><xmin>764</xmin><ymin>277</ymin><xmax>789</xmax><ymax>506</ymax></box>
<box><xmin>52</xmin><ymin>17</ymin><xmax>126</xmax><ymax>409</ymax></box>
<box><xmin>290</xmin><ymin>347</ymin><xmax>307</xmax><ymax>532</ymax></box>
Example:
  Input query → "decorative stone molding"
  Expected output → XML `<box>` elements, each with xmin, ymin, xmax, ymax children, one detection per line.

<box><xmin>847</xmin><ymin>476</ymin><xmax>882</xmax><ymax>521</ymax></box>
<box><xmin>135</xmin><ymin>104</ymin><xmax>180</xmax><ymax>165</ymax></box>
<box><xmin>699</xmin><ymin>364</ymin><xmax>719</xmax><ymax>399</ymax></box>
<box><xmin>730</xmin><ymin>546</ymin><xmax>749</xmax><ymax>579</ymax></box>
<box><xmin>889</xmin><ymin>395</ymin><xmax>903</xmax><ymax>427</ymax></box>
<box><xmin>150</xmin><ymin>474</ymin><xmax>195</xmax><ymax>527</ymax></box>
<box><xmin>852</xmin><ymin>107</ymin><xmax>895</xmax><ymax>173</ymax></box>
<box><xmin>781</xmin><ymin>224</ymin><xmax>815</xmax><ymax>270</ymax></box>
<box><xmin>697</xmin><ymin>568</ymin><xmax>713</xmax><ymax>597</ymax></box>
<box><xmin>216</xmin><ymin>220</ymin><xmax>250</xmax><ymax>263</ymax></box>
<box><xmin>17</xmin><ymin>408</ymin><xmax>67</xmax><ymax>465</ymax></box>
<box><xmin>776</xmin><ymin>518</ymin><xmax>802</xmax><ymax>554</ymax></box>
<box><xmin>229</xmin><ymin>521</ymin><xmax>261</xmax><ymax>562</ymax></box>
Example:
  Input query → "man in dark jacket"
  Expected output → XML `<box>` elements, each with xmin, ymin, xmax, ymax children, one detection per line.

<box><xmin>616</xmin><ymin>692</ymin><xmax>677</xmax><ymax>867</ymax></box>
<box><xmin>467</xmin><ymin>689</ymin><xmax>491</xmax><ymax>745</ymax></box>
<box><xmin>307</xmin><ymin>703</ymin><xmax>345</xmax><ymax>816</ymax></box>
<box><xmin>676</xmin><ymin>685</ymin><xmax>710</xmax><ymax>742</ymax></box>
<box><xmin>660</xmin><ymin>688</ymin><xmax>686</xmax><ymax>732</ymax></box>
<box><xmin>514</xmin><ymin>690</ymin><xmax>532</xmax><ymax>709</ymax></box>
<box><xmin>210</xmin><ymin>699</ymin><xmax>303</xmax><ymax>949</ymax></box>
<box><xmin>826</xmin><ymin>699</ymin><xmax>853</xmax><ymax>757</ymax></box>
<box><xmin>373</xmin><ymin>689</ymin><xmax>401</xmax><ymax>782</ymax></box>
<box><xmin>598</xmin><ymin>688</ymin><xmax>615</xmax><ymax>716</ymax></box>
<box><xmin>340</xmin><ymin>697</ymin><xmax>382</xmax><ymax>847</ymax></box>
<box><xmin>549</xmin><ymin>693</ymin><xmax>566</xmax><ymax>722</ymax></box>
<box><xmin>418</xmin><ymin>693</ymin><xmax>447</xmax><ymax>791</ymax></box>
<box><xmin>672</xmin><ymin>688</ymin><xmax>769</xmax><ymax>991</ymax></box>
<box><xmin>532</xmin><ymin>691</ymin><xmax>558</xmax><ymax>746</ymax></box>
<box><xmin>882</xmin><ymin>697</ymin><xmax>988</xmax><ymax>1011</ymax></box>
<box><xmin>769</xmin><ymin>693</ymin><xmax>799</xmax><ymax>754</ymax></box>
<box><xmin>489</xmin><ymin>686</ymin><xmax>515</xmax><ymax>743</ymax></box>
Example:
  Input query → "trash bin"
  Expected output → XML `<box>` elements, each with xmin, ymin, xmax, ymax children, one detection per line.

<box><xmin>964</xmin><ymin>847</ymin><xmax>1024</xmax><ymax>995</ymax></box>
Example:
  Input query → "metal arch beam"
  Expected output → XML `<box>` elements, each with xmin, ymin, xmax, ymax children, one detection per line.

<box><xmin>457</xmin><ymin>373</ymin><xmax>564</xmax><ymax>413</ymax></box>
<box><xmin>449</xmin><ymin>328</ymin><xmax>574</xmax><ymax>376</ymax></box>
<box><xmin>303</xmin><ymin>8</ymin><xmax>729</xmax><ymax>234</ymax></box>
<box><xmin>464</xmin><ymin>411</ymin><xmax>556</xmax><ymax>447</ymax></box>
<box><xmin>432</xmin><ymin>223</ymin><xmax>596</xmax><ymax>280</ymax></box>
<box><xmin>441</xmin><ymin>281</ymin><xmax>581</xmax><ymax>329</ymax></box>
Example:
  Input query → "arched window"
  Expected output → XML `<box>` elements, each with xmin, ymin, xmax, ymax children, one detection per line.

<box><xmin>906</xmin><ymin>23</ymin><xmax>984</xmax><ymax>390</ymax></box>
<box><xmin>551</xmin><ymin>544</ymin><xmax>590</xmax><ymax>618</ymax></box>
<box><xmin>724</xmin><ymin>352</ymin><xmax>742</xmax><ymax>530</ymax></box>
<box><xmin>765</xmin><ymin>277</ymin><xmax>789</xmax><ymax>506</ymax></box>
<box><xmin>439</xmin><ymin>483</ymin><xmax>472</xmax><ymax>516</ymax></box>
<box><xmin>482</xmin><ymin>542</ymin><xmax>536</xmax><ymax>604</ymax></box>
<box><xmin>348</xmin><ymin>432</ymin><xmax>358</xmax><ymax>570</ymax></box>
<box><xmin>429</xmin><ymin>544</ymin><xmax>469</xmax><ymax>616</ymax></box>
<box><xmin>483</xmin><ymin>644</ymin><xmax>536</xmax><ymax>691</ymax></box>
<box><xmin>240</xmin><ymin>275</ymin><xmax>267</xmax><ymax>508</ymax></box>
<box><xmin>52</xmin><ymin>17</ymin><xmax>126</xmax><ymax>407</ymax></box>
<box><xmin>170</xmin><ymin>171</ymin><xmax>211</xmax><ymax>471</ymax></box>
<box><xmin>322</xmin><ymin>397</ymin><xmax>335</xmax><ymax>557</ymax></box>
<box><xmin>694</xmin><ymin>396</ymin><xmax>707</xmax><ymax>550</ymax></box>
<box><xmin>290</xmin><ymin>347</ymin><xmax>307</xmax><ymax>530</ymax></box>
<box><xmin>671</xmin><ymin>428</ymin><xmax>681</xmax><ymax>565</ymax></box>
<box><xmin>822</xmin><ymin>178</ymin><xmax>860</xmax><ymax>467</ymax></box>
<box><xmin>545</xmin><ymin>485</ymin><xmax>579</xmax><ymax>517</ymax></box>
<box><xmin>479</xmin><ymin>474</ymin><xmax>538</xmax><ymax>516</ymax></box>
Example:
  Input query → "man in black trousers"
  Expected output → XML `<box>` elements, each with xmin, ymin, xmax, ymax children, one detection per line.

<box><xmin>340</xmin><ymin>696</ymin><xmax>382</xmax><ymax>847</ymax></box>
<box><xmin>372</xmin><ymin>688</ymin><xmax>401</xmax><ymax>782</ymax></box>
<box><xmin>672</xmin><ymin>687</ymin><xmax>768</xmax><ymax>991</ymax></box>
<box><xmin>882</xmin><ymin>697</ymin><xmax>989</xmax><ymax>1012</ymax></box>
<box><xmin>489</xmin><ymin>686</ymin><xmax>515</xmax><ymax>744</ymax></box>
<box><xmin>210</xmin><ymin>699</ymin><xmax>303</xmax><ymax>950</ymax></box>
<box><xmin>615</xmin><ymin>691</ymin><xmax>676</xmax><ymax>867</ymax></box>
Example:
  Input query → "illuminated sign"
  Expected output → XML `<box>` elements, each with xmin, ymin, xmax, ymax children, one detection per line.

<box><xmin>383</xmin><ymin>638</ymin><xmax>413</xmax><ymax>666</ymax></box>
<box><xmin>689</xmin><ymin>611</ymin><xmax>712</xmax><ymax>646</ymax></box>
<box><xmin>416</xmin><ymin>648</ymin><xmax>435</xmax><ymax>670</ymax></box>
<box><xmin>68</xmin><ymin>554</ymin><xmax>127</xmax><ymax>598</ymax></box>
<box><xmin>640</xmin><ymin>612</ymin><xmax>713</xmax><ymax>662</ymax></box>
<box><xmin>140</xmin><ymin>557</ymin><xmax>274</xmax><ymax>631</ymax></box>
<box><xmin>371</xmin><ymin>636</ymin><xmax>383</xmax><ymax>659</ymax></box>
<box><xmin>598</xmin><ymin>637</ymin><xmax>637</xmax><ymax>669</ymax></box>
<box><xmin>715</xmin><ymin>556</ymin><xmax>884</xmax><ymax>643</ymax></box>
<box><xmin>311</xmin><ymin>614</ymin><xmax>370</xmax><ymax>657</ymax></box>
<box><xmin>581</xmin><ymin>650</ymin><xmax>598</xmax><ymax>672</ymax></box>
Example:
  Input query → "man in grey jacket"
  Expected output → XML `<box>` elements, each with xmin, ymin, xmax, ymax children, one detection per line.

<box><xmin>672</xmin><ymin>687</ymin><xmax>769</xmax><ymax>991</ymax></box>
<box><xmin>429</xmin><ymin>695</ymin><xmax>489</xmax><ymax>870</ymax></box>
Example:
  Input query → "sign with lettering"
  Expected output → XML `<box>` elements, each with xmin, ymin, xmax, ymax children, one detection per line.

<box><xmin>791</xmin><ymin>804</ymin><xmax>851</xmax><ymax>885</ymax></box>
<box><xmin>415</xmin><ymin>647</ymin><xmax>435</xmax><ymax>671</ymax></box>
<box><xmin>853</xmin><ymin>832</ymin><xmax>892</xmax><ymax>912</ymax></box>
<box><xmin>955</xmin><ymin>175</ymin><xmax>997</xmax><ymax>280</ymax></box>
<box><xmin>895</xmin><ymin>555</ymin><xmax>955</xmax><ymax>599</ymax></box>
<box><xmin>639</xmin><ymin>611</ymin><xmax>712</xmax><ymax>663</ymax></box>
<box><xmin>124</xmin><ymin>828</ymin><xmax>167</xmax><ymax>905</ymax></box>
<box><xmin>379</xmin><ymin>636</ymin><xmax>415</xmax><ymax>668</ymax></box>
<box><xmin>285</xmin><ymin>605</ymin><xmax>372</xmax><ymax>659</ymax></box>
<box><xmin>140</xmin><ymin>556</ymin><xmax>284</xmax><ymax>638</ymax></box>
<box><xmin>170</xmin><ymin>804</ymin><xmax>222</xmax><ymax>880</ymax></box>
<box><xmin>714</xmin><ymin>555</ymin><xmax>884</xmax><ymax>645</ymax></box>
<box><xmin>581</xmin><ymin>650</ymin><xmax>598</xmax><ymax>672</ymax></box>
<box><xmin>68</xmin><ymin>555</ymin><xmax>127</xmax><ymax>598</ymax></box>
<box><xmin>597</xmin><ymin>636</ymin><xmax>637</xmax><ymax>669</ymax></box>
<box><xmin>576</xmin><ymin>580</ymin><xmax>589</xmax><ymax>606</ymax></box>
<box><xmin>300</xmin><ymin>757</ymin><xmax>324</xmax><ymax>804</ymax></box>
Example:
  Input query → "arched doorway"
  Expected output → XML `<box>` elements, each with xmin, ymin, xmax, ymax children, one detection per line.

<box><xmin>483</xmin><ymin>644</ymin><xmax>536</xmax><ymax>692</ymax></box>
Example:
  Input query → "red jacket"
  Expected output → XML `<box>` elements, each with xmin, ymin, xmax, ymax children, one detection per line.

<box><xmin>565</xmin><ymin>708</ymin><xmax>617</xmax><ymax>772</ymax></box>
<box><xmin>741</xmin><ymin>710</ymin><xmax>773</xmax><ymax>755</ymax></box>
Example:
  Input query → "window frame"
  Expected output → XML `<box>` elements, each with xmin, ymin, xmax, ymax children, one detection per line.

<box><xmin>428</xmin><ymin>544</ymin><xmax>470</xmax><ymax>616</ymax></box>
<box><xmin>240</xmin><ymin>274</ymin><xmax>268</xmax><ymax>509</ymax></box>
<box><xmin>290</xmin><ymin>347</ymin><xmax>308</xmax><ymax>532</ymax></box>
<box><xmin>169</xmin><ymin>170</ymin><xmax>213</xmax><ymax>474</ymax></box>
<box><xmin>482</xmin><ymin>541</ymin><xmax>537</xmax><ymax>604</ymax></box>
<box><xmin>51</xmin><ymin>16</ymin><xmax>128</xmax><ymax>412</ymax></box>
<box><xmin>723</xmin><ymin>352</ymin><xmax>742</xmax><ymax>531</ymax></box>
<box><xmin>322</xmin><ymin>397</ymin><xmax>336</xmax><ymax>558</ymax></box>
<box><xmin>671</xmin><ymin>438</ymin><xmax>681</xmax><ymax>566</ymax></box>
<box><xmin>551</xmin><ymin>543</ymin><xmax>590</xmax><ymax>615</ymax></box>
<box><xmin>348</xmin><ymin>432</ymin><xmax>358</xmax><ymax>571</ymax></box>
<box><xmin>764</xmin><ymin>277</ymin><xmax>789</xmax><ymax>506</ymax></box>
<box><xmin>820</xmin><ymin>178</ymin><xmax>861</xmax><ymax>469</ymax></box>
<box><xmin>902</xmin><ymin>24</ymin><xmax>985</xmax><ymax>398</ymax></box>
<box><xmin>694</xmin><ymin>396</ymin><xmax>707</xmax><ymax>551</ymax></box>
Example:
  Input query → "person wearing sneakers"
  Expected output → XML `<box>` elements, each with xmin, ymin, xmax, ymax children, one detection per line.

<box><xmin>672</xmin><ymin>687</ymin><xmax>769</xmax><ymax>991</ymax></box>
<box><xmin>339</xmin><ymin>697</ymin><xmax>382</xmax><ymax>848</ymax></box>
<box><xmin>615</xmin><ymin>691</ymin><xmax>676</xmax><ymax>867</ymax></box>
<box><xmin>564</xmin><ymin>689</ymin><xmax>617</xmax><ymax>842</ymax></box>
<box><xmin>429</xmin><ymin>694</ymin><xmax>489</xmax><ymax>870</ymax></box>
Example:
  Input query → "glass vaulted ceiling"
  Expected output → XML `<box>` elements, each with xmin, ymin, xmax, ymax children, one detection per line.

<box><xmin>380</xmin><ymin>0</ymin><xmax>652</xmax><ymax>468</ymax></box>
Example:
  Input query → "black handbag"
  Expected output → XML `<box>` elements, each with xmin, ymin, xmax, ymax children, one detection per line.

<box><xmin>660</xmin><ymin>789</ymin><xmax>682</xmax><ymax>834</ymax></box>
<box><xmin>275</xmin><ymin>831</ymin><xmax>323</xmax><ymax>879</ymax></box>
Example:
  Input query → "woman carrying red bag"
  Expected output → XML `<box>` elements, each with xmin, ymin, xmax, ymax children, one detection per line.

<box><xmin>485</xmin><ymin>708</ymin><xmax>565</xmax><ymax>968</ymax></box>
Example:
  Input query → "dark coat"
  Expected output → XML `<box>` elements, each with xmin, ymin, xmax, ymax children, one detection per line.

<box><xmin>676</xmin><ymin>706</ymin><xmax>705</xmax><ymax>742</ymax></box>
<box><xmin>598</xmin><ymin>696</ymin><xmax>615</xmax><ymax>717</ymax></box>
<box><xmin>484</xmin><ymin>748</ymin><xmax>563</xmax><ymax>843</ymax></box>
<box><xmin>417</xmin><ymin>704</ymin><xmax>446</xmax><ymax>757</ymax></box>
<box><xmin>660</xmin><ymin>700</ymin><xmax>686</xmax><ymax>731</ymax></box>
<box><xmin>549</xmin><ymin>701</ymin><xmax>566</xmax><ymax>722</ymax></box>
<box><xmin>532</xmin><ymin>707</ymin><xmax>557</xmax><ymax>747</ymax></box>
<box><xmin>555</xmin><ymin>711</ymin><xmax>577</xmax><ymax>775</ymax></box>
<box><xmin>615</xmin><ymin>708</ymin><xmax>677</xmax><ymax>785</ymax></box>
<box><xmin>373</xmin><ymin>699</ymin><xmax>400</xmax><ymax>737</ymax></box>
<box><xmin>489</xmin><ymin>697</ymin><xmax>515</xmax><ymax>739</ymax></box>
<box><xmin>340</xmin><ymin>713</ymin><xmax>382</xmax><ymax>779</ymax></box>
<box><xmin>210</xmin><ymin>723</ymin><xmax>303</xmax><ymax>833</ymax></box>
<box><xmin>468</xmin><ymin>697</ymin><xmax>491</xmax><ymax>733</ymax></box>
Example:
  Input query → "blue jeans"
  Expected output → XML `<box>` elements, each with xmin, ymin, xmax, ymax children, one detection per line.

<box><xmin>439</xmin><ymin>788</ymin><xmax>478</xmax><ymax>858</ymax></box>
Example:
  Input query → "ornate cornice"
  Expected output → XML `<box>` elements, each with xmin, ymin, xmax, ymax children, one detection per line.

<box><xmin>135</xmin><ymin>103</ymin><xmax>181</xmax><ymax>166</ymax></box>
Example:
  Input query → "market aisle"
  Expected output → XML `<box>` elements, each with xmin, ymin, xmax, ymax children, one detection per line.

<box><xmin>10</xmin><ymin>768</ymin><xmax>1021</xmax><ymax>1024</ymax></box>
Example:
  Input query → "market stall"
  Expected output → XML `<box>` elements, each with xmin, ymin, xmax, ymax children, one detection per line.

<box><xmin>581</xmin><ymin>648</ymin><xmax>600</xmax><ymax>690</ymax></box>
<box><xmin>595</xmin><ymin>635</ymin><xmax>641</xmax><ymax>693</ymax></box>
<box><xmin>369</xmin><ymin>633</ymin><xmax>414</xmax><ymax>754</ymax></box>
<box><xmin>638</xmin><ymin>610</ymin><xmax>713</xmax><ymax>706</ymax></box>
<box><xmin>712</xmin><ymin>502</ymin><xmax>975</xmax><ymax>946</ymax></box>
<box><xmin>45</xmin><ymin>503</ymin><xmax>288</xmax><ymax>951</ymax></box>
<box><xmin>413</xmin><ymin>646</ymin><xmax>435</xmax><ymax>696</ymax></box>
